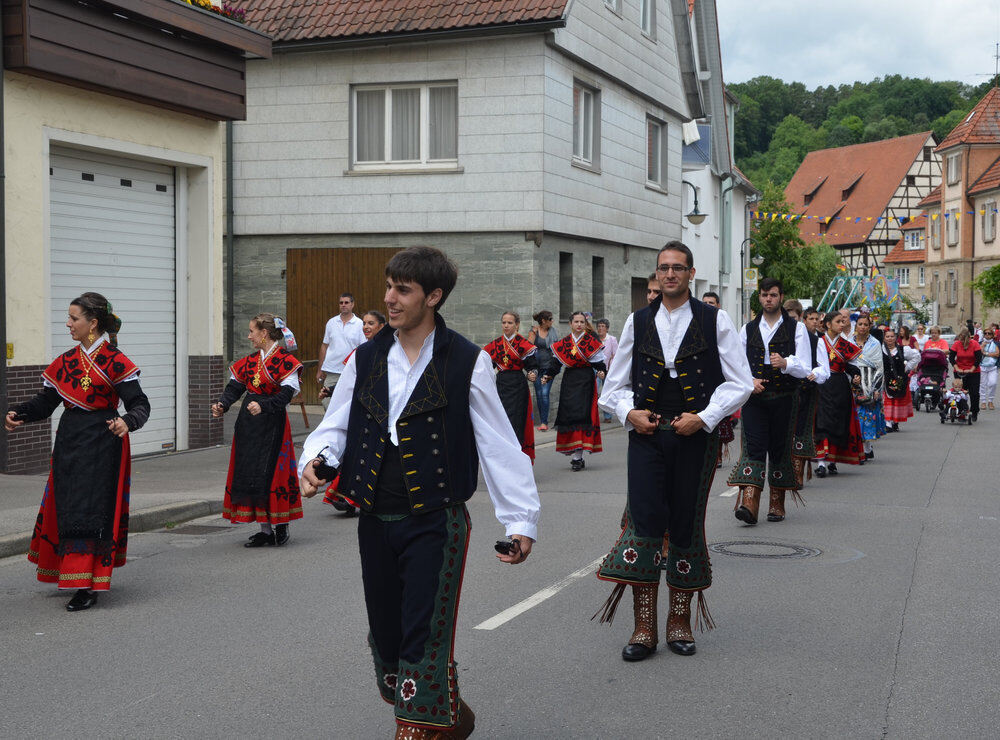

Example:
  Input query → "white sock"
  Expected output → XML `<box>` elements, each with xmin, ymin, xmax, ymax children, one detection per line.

<box><xmin>863</xmin><ymin>441</ymin><xmax>873</xmax><ymax>454</ymax></box>
<box><xmin>572</xmin><ymin>450</ymin><xmax>583</xmax><ymax>461</ymax></box>
<box><xmin>259</xmin><ymin>523</ymin><xmax>273</xmax><ymax>534</ymax></box>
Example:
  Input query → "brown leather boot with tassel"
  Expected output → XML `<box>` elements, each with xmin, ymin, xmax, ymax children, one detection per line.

<box><xmin>767</xmin><ymin>487</ymin><xmax>786</xmax><ymax>522</ymax></box>
<box><xmin>621</xmin><ymin>583</ymin><xmax>658</xmax><ymax>661</ymax></box>
<box><xmin>394</xmin><ymin>700</ymin><xmax>475</xmax><ymax>739</ymax></box>
<box><xmin>734</xmin><ymin>485</ymin><xmax>762</xmax><ymax>525</ymax></box>
<box><xmin>666</xmin><ymin>588</ymin><xmax>696</xmax><ymax>656</ymax></box>
<box><xmin>792</xmin><ymin>456</ymin><xmax>806</xmax><ymax>489</ymax></box>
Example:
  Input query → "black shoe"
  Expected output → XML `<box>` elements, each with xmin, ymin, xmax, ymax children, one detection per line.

<box><xmin>66</xmin><ymin>589</ymin><xmax>98</xmax><ymax>612</ymax></box>
<box><xmin>828</xmin><ymin>463</ymin><xmax>838</xmax><ymax>475</ymax></box>
<box><xmin>892</xmin><ymin>423</ymin><xmax>899</xmax><ymax>432</ymax></box>
<box><xmin>667</xmin><ymin>640</ymin><xmax>696</xmax><ymax>656</ymax></box>
<box><xmin>815</xmin><ymin>465</ymin><xmax>827</xmax><ymax>478</ymax></box>
<box><xmin>571</xmin><ymin>459</ymin><xmax>584</xmax><ymax>472</ymax></box>
<box><xmin>274</xmin><ymin>524</ymin><xmax>289</xmax><ymax>546</ymax></box>
<box><xmin>330</xmin><ymin>499</ymin><xmax>351</xmax><ymax>512</ymax></box>
<box><xmin>245</xmin><ymin>531</ymin><xmax>276</xmax><ymax>548</ymax></box>
<box><xmin>865</xmin><ymin>451</ymin><xmax>874</xmax><ymax>460</ymax></box>
<box><xmin>622</xmin><ymin>643</ymin><xmax>656</xmax><ymax>662</ymax></box>
<box><xmin>343</xmin><ymin>506</ymin><xmax>359</xmax><ymax>517</ymax></box>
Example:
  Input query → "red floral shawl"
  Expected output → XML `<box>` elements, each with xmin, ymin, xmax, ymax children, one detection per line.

<box><xmin>551</xmin><ymin>332</ymin><xmax>603</xmax><ymax>368</ymax></box>
<box><xmin>484</xmin><ymin>334</ymin><xmax>536</xmax><ymax>371</ymax></box>
<box><xmin>231</xmin><ymin>347</ymin><xmax>303</xmax><ymax>394</ymax></box>
<box><xmin>42</xmin><ymin>341</ymin><xmax>139</xmax><ymax>411</ymax></box>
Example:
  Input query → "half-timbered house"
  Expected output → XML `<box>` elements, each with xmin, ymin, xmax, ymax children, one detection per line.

<box><xmin>784</xmin><ymin>132</ymin><xmax>941</xmax><ymax>273</ymax></box>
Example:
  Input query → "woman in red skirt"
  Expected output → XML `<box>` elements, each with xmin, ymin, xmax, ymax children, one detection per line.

<box><xmin>483</xmin><ymin>311</ymin><xmax>539</xmax><ymax>463</ymax></box>
<box><xmin>815</xmin><ymin>312</ymin><xmax>866</xmax><ymax>476</ymax></box>
<box><xmin>541</xmin><ymin>311</ymin><xmax>606</xmax><ymax>471</ymax></box>
<box><xmin>882</xmin><ymin>327</ymin><xmax>919</xmax><ymax>431</ymax></box>
<box><xmin>212</xmin><ymin>313</ymin><xmax>303</xmax><ymax>547</ymax></box>
<box><xmin>4</xmin><ymin>292</ymin><xmax>150</xmax><ymax>611</ymax></box>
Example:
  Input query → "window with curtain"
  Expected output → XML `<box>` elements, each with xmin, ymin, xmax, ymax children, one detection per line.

<box><xmin>947</xmin><ymin>209</ymin><xmax>959</xmax><ymax>245</ymax></box>
<box><xmin>641</xmin><ymin>0</ymin><xmax>656</xmax><ymax>38</ymax></box>
<box><xmin>646</xmin><ymin>117</ymin><xmax>667</xmax><ymax>189</ymax></box>
<box><xmin>984</xmin><ymin>200</ymin><xmax>997</xmax><ymax>242</ymax></box>
<box><xmin>573</xmin><ymin>82</ymin><xmax>598</xmax><ymax>165</ymax></box>
<box><xmin>352</xmin><ymin>83</ymin><xmax>459</xmax><ymax>169</ymax></box>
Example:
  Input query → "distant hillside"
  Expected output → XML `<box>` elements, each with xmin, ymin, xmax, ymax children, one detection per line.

<box><xmin>730</xmin><ymin>75</ymin><xmax>994</xmax><ymax>189</ymax></box>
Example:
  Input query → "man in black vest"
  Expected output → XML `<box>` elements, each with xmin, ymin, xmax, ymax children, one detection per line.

<box><xmin>790</xmin><ymin>307</ymin><xmax>830</xmax><ymax>489</ymax></box>
<box><xmin>728</xmin><ymin>278</ymin><xmax>813</xmax><ymax>524</ymax></box>
<box><xmin>298</xmin><ymin>247</ymin><xmax>540</xmax><ymax>740</ymax></box>
<box><xmin>596</xmin><ymin>241</ymin><xmax>753</xmax><ymax>661</ymax></box>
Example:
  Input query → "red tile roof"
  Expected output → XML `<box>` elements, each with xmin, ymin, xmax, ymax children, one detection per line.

<box><xmin>243</xmin><ymin>0</ymin><xmax>569</xmax><ymax>44</ymax></box>
<box><xmin>784</xmin><ymin>131</ymin><xmax>934</xmax><ymax>246</ymax></box>
<box><xmin>885</xmin><ymin>214</ymin><xmax>927</xmax><ymax>264</ymax></box>
<box><xmin>969</xmin><ymin>154</ymin><xmax>1000</xmax><ymax>196</ymax></box>
<box><xmin>917</xmin><ymin>184</ymin><xmax>941</xmax><ymax>207</ymax></box>
<box><xmin>937</xmin><ymin>87</ymin><xmax>1000</xmax><ymax>151</ymax></box>
<box><xmin>883</xmin><ymin>239</ymin><xmax>925</xmax><ymax>264</ymax></box>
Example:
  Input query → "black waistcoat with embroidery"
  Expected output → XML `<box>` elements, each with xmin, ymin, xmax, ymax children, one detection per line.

<box><xmin>745</xmin><ymin>311</ymin><xmax>799</xmax><ymax>393</ymax></box>
<box><xmin>338</xmin><ymin>314</ymin><xmax>481</xmax><ymax>515</ymax></box>
<box><xmin>630</xmin><ymin>296</ymin><xmax>725</xmax><ymax>414</ymax></box>
<box><xmin>808</xmin><ymin>331</ymin><xmax>821</xmax><ymax>369</ymax></box>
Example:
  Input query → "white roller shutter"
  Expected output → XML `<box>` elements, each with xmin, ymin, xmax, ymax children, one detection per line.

<box><xmin>49</xmin><ymin>147</ymin><xmax>176</xmax><ymax>456</ymax></box>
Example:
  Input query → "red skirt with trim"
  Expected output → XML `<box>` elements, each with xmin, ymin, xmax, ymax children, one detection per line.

<box><xmin>555</xmin><ymin>385</ymin><xmax>602</xmax><ymax>455</ymax></box>
<box><xmin>814</xmin><ymin>406</ymin><xmax>865</xmax><ymax>466</ymax></box>
<box><xmin>883</xmin><ymin>389</ymin><xmax>914</xmax><ymax>423</ymax></box>
<box><xmin>223</xmin><ymin>416</ymin><xmax>304</xmax><ymax>524</ymax></box>
<box><xmin>522</xmin><ymin>394</ymin><xmax>536</xmax><ymax>462</ymax></box>
<box><xmin>28</xmin><ymin>437</ymin><xmax>131</xmax><ymax>592</ymax></box>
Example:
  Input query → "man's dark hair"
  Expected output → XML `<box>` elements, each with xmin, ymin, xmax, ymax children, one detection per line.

<box><xmin>702</xmin><ymin>291</ymin><xmax>720</xmax><ymax>304</ymax></box>
<box><xmin>385</xmin><ymin>246</ymin><xmax>458</xmax><ymax>310</ymax></box>
<box><xmin>657</xmin><ymin>240</ymin><xmax>694</xmax><ymax>269</ymax></box>
<box><xmin>802</xmin><ymin>307</ymin><xmax>819</xmax><ymax>319</ymax></box>
<box><xmin>647</xmin><ymin>272</ymin><xmax>657</xmax><ymax>283</ymax></box>
<box><xmin>596</xmin><ymin>318</ymin><xmax>610</xmax><ymax>329</ymax></box>
<box><xmin>340</xmin><ymin>292</ymin><xmax>355</xmax><ymax>301</ymax></box>
<box><xmin>759</xmin><ymin>277</ymin><xmax>783</xmax><ymax>295</ymax></box>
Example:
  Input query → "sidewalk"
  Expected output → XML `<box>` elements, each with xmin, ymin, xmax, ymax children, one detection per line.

<box><xmin>0</xmin><ymin>403</ymin><xmax>327</xmax><ymax>558</ymax></box>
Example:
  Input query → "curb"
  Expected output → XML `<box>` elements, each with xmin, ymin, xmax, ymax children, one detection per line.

<box><xmin>0</xmin><ymin>499</ymin><xmax>224</xmax><ymax>560</ymax></box>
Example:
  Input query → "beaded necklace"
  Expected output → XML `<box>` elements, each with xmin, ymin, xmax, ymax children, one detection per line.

<box><xmin>251</xmin><ymin>341</ymin><xmax>280</xmax><ymax>388</ymax></box>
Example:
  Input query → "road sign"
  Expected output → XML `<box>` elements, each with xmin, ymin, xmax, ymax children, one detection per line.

<box><xmin>743</xmin><ymin>268</ymin><xmax>758</xmax><ymax>290</ymax></box>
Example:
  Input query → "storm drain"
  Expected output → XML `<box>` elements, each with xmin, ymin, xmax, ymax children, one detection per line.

<box><xmin>165</xmin><ymin>524</ymin><xmax>234</xmax><ymax>535</ymax></box>
<box><xmin>709</xmin><ymin>540</ymin><xmax>822</xmax><ymax>560</ymax></box>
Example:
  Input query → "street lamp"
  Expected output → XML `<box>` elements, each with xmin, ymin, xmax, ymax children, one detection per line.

<box><xmin>739</xmin><ymin>236</ymin><xmax>759</xmax><ymax>325</ymax></box>
<box><xmin>682</xmin><ymin>180</ymin><xmax>707</xmax><ymax>225</ymax></box>
<box><xmin>751</xmin><ymin>253</ymin><xmax>764</xmax><ymax>266</ymax></box>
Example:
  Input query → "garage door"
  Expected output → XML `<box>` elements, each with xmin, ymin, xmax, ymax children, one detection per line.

<box><xmin>49</xmin><ymin>147</ymin><xmax>176</xmax><ymax>456</ymax></box>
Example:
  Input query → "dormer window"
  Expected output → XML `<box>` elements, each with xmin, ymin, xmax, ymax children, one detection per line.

<box><xmin>841</xmin><ymin>171</ymin><xmax>864</xmax><ymax>200</ymax></box>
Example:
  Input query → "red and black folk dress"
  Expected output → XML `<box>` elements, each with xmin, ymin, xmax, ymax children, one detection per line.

<box><xmin>483</xmin><ymin>334</ymin><xmax>538</xmax><ymax>462</ymax></box>
<box><xmin>219</xmin><ymin>345</ymin><xmax>304</xmax><ymax>524</ymax></box>
<box><xmin>13</xmin><ymin>339</ymin><xmax>150</xmax><ymax>591</ymax></box>
<box><xmin>547</xmin><ymin>332</ymin><xmax>606</xmax><ymax>455</ymax></box>
<box><xmin>815</xmin><ymin>335</ymin><xmax>866</xmax><ymax>465</ymax></box>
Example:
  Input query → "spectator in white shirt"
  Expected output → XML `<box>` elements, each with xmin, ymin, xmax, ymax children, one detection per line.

<box><xmin>317</xmin><ymin>293</ymin><xmax>365</xmax><ymax>409</ymax></box>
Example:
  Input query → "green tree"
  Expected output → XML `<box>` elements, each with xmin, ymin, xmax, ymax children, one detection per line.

<box><xmin>971</xmin><ymin>264</ymin><xmax>1000</xmax><ymax>308</ymax></box>
<box><xmin>931</xmin><ymin>108</ymin><xmax>971</xmax><ymax>141</ymax></box>
<box><xmin>750</xmin><ymin>184</ymin><xmax>840</xmax><ymax>305</ymax></box>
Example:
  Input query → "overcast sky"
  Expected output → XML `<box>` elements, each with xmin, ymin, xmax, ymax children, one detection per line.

<box><xmin>717</xmin><ymin>0</ymin><xmax>1000</xmax><ymax>88</ymax></box>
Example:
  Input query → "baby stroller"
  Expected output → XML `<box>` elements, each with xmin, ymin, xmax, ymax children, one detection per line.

<box><xmin>915</xmin><ymin>347</ymin><xmax>948</xmax><ymax>412</ymax></box>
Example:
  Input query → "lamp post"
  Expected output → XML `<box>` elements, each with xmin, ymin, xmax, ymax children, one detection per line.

<box><xmin>682</xmin><ymin>180</ymin><xmax>707</xmax><ymax>225</ymax></box>
<box><xmin>739</xmin><ymin>236</ymin><xmax>758</xmax><ymax>324</ymax></box>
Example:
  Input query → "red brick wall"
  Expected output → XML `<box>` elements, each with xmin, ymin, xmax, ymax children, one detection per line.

<box><xmin>1</xmin><ymin>364</ymin><xmax>52</xmax><ymax>474</ymax></box>
<box><xmin>188</xmin><ymin>355</ymin><xmax>224</xmax><ymax>448</ymax></box>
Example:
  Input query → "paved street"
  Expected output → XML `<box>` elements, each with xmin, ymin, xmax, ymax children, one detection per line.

<box><xmin>3</xmin><ymin>407</ymin><xmax>999</xmax><ymax>739</ymax></box>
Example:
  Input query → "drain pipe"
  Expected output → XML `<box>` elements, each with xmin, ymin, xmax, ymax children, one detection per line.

<box><xmin>225</xmin><ymin>120</ymin><xmax>234</xmax><ymax>362</ymax></box>
<box><xmin>0</xmin><ymin>12</ymin><xmax>8</xmax><ymax>470</ymax></box>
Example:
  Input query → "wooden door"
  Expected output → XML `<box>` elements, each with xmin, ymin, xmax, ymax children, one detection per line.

<box><xmin>286</xmin><ymin>247</ymin><xmax>402</xmax><ymax>403</ymax></box>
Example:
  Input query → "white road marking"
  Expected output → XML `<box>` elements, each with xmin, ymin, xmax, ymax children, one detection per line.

<box><xmin>474</xmin><ymin>556</ymin><xmax>605</xmax><ymax>631</ymax></box>
<box><xmin>720</xmin><ymin>486</ymin><xmax>739</xmax><ymax>498</ymax></box>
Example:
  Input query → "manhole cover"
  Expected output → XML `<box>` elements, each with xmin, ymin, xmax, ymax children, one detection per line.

<box><xmin>166</xmin><ymin>524</ymin><xmax>233</xmax><ymax>535</ymax></box>
<box><xmin>709</xmin><ymin>540</ymin><xmax>821</xmax><ymax>559</ymax></box>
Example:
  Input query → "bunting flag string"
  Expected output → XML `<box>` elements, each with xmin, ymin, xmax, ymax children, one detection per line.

<box><xmin>750</xmin><ymin>208</ymin><xmax>998</xmax><ymax>223</ymax></box>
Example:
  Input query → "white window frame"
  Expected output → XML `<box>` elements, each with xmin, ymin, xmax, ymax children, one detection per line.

<box><xmin>351</xmin><ymin>82</ymin><xmax>459</xmax><ymax>171</ymax></box>
<box><xmin>904</xmin><ymin>231</ymin><xmax>922</xmax><ymax>250</ymax></box>
<box><xmin>640</xmin><ymin>0</ymin><xmax>656</xmax><ymax>39</ymax></box>
<box><xmin>947</xmin><ymin>208</ymin><xmax>960</xmax><ymax>246</ymax></box>
<box><xmin>918</xmin><ymin>266</ymin><xmax>926</xmax><ymax>287</ymax></box>
<box><xmin>929</xmin><ymin>211</ymin><xmax>941</xmax><ymax>247</ymax></box>
<box><xmin>897</xmin><ymin>267</ymin><xmax>910</xmax><ymax>287</ymax></box>
<box><xmin>984</xmin><ymin>200</ymin><xmax>997</xmax><ymax>243</ymax></box>
<box><xmin>604</xmin><ymin>0</ymin><xmax>622</xmax><ymax>13</ymax></box>
<box><xmin>572</xmin><ymin>81</ymin><xmax>600</xmax><ymax>169</ymax></box>
<box><xmin>646</xmin><ymin>117</ymin><xmax>668</xmax><ymax>191</ymax></box>
<box><xmin>947</xmin><ymin>153</ymin><xmax>961</xmax><ymax>185</ymax></box>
